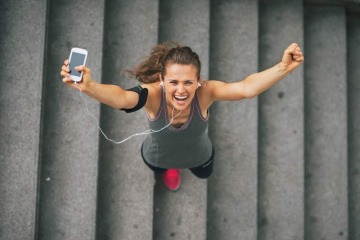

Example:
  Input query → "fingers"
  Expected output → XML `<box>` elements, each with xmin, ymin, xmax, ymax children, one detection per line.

<box><xmin>285</xmin><ymin>43</ymin><xmax>299</xmax><ymax>55</ymax></box>
<box><xmin>60</xmin><ymin>59</ymin><xmax>91</xmax><ymax>88</ymax></box>
<box><xmin>286</xmin><ymin>43</ymin><xmax>304</xmax><ymax>62</ymax></box>
<box><xmin>294</xmin><ymin>55</ymin><xmax>304</xmax><ymax>62</ymax></box>
<box><xmin>281</xmin><ymin>43</ymin><xmax>304</xmax><ymax>70</ymax></box>
<box><xmin>292</xmin><ymin>48</ymin><xmax>303</xmax><ymax>62</ymax></box>
<box><xmin>60</xmin><ymin>59</ymin><xmax>70</xmax><ymax>79</ymax></box>
<box><xmin>61</xmin><ymin>65</ymin><xmax>70</xmax><ymax>73</ymax></box>
<box><xmin>75</xmin><ymin>65</ymin><xmax>90</xmax><ymax>74</ymax></box>
<box><xmin>60</xmin><ymin>63</ymin><xmax>71</xmax><ymax>81</ymax></box>
<box><xmin>61</xmin><ymin>64</ymin><xmax>88</xmax><ymax>75</ymax></box>
<box><xmin>60</xmin><ymin>61</ymin><xmax>89</xmax><ymax>79</ymax></box>
<box><xmin>62</xmin><ymin>74</ymin><xmax>72</xmax><ymax>83</ymax></box>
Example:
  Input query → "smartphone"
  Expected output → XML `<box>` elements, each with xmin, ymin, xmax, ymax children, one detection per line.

<box><xmin>68</xmin><ymin>47</ymin><xmax>88</xmax><ymax>82</ymax></box>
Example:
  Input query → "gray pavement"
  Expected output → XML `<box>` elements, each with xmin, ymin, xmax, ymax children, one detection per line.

<box><xmin>0</xmin><ymin>1</ymin><xmax>358</xmax><ymax>240</ymax></box>
<box><xmin>37</xmin><ymin>0</ymin><xmax>105</xmax><ymax>239</ymax></box>
<box><xmin>207</xmin><ymin>1</ymin><xmax>258</xmax><ymax>239</ymax></box>
<box><xmin>304</xmin><ymin>5</ymin><xmax>348</xmax><ymax>240</ymax></box>
<box><xmin>258</xmin><ymin>1</ymin><xmax>304</xmax><ymax>240</ymax></box>
<box><xmin>153</xmin><ymin>1</ymin><xmax>210</xmax><ymax>239</ymax></box>
<box><xmin>0</xmin><ymin>1</ymin><xmax>47</xmax><ymax>239</ymax></box>
<box><xmin>95</xmin><ymin>1</ymin><xmax>158</xmax><ymax>239</ymax></box>
<box><xmin>348</xmin><ymin>10</ymin><xmax>360</xmax><ymax>240</ymax></box>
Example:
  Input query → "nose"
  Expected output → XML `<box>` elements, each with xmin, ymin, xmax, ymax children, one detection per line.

<box><xmin>177</xmin><ymin>84</ymin><xmax>185</xmax><ymax>93</ymax></box>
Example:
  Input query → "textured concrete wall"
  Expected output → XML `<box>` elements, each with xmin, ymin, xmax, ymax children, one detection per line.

<box><xmin>153</xmin><ymin>0</ymin><xmax>210</xmax><ymax>239</ymax></box>
<box><xmin>348</xmin><ymin>11</ymin><xmax>360</xmax><ymax>240</ymax></box>
<box><xmin>37</xmin><ymin>0</ymin><xmax>104</xmax><ymax>239</ymax></box>
<box><xmin>95</xmin><ymin>1</ymin><xmax>158</xmax><ymax>239</ymax></box>
<box><xmin>207</xmin><ymin>1</ymin><xmax>258</xmax><ymax>239</ymax></box>
<box><xmin>258</xmin><ymin>1</ymin><xmax>304</xmax><ymax>240</ymax></box>
<box><xmin>0</xmin><ymin>1</ymin><xmax>47</xmax><ymax>239</ymax></box>
<box><xmin>304</xmin><ymin>5</ymin><xmax>348</xmax><ymax>240</ymax></box>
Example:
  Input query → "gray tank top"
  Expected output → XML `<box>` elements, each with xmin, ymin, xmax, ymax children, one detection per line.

<box><xmin>141</xmin><ymin>88</ymin><xmax>213</xmax><ymax>169</ymax></box>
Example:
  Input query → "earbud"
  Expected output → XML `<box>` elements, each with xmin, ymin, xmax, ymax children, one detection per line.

<box><xmin>197</xmin><ymin>82</ymin><xmax>201</xmax><ymax>88</ymax></box>
<box><xmin>160</xmin><ymin>81</ymin><xmax>166</xmax><ymax>93</ymax></box>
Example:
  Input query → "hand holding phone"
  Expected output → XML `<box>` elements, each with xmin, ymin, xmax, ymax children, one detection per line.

<box><xmin>68</xmin><ymin>47</ymin><xmax>88</xmax><ymax>82</ymax></box>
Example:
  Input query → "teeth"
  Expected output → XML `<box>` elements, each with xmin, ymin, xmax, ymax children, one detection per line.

<box><xmin>175</xmin><ymin>96</ymin><xmax>188</xmax><ymax>100</ymax></box>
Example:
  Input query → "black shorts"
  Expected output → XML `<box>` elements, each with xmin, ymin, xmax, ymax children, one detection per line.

<box><xmin>141</xmin><ymin>148</ymin><xmax>215</xmax><ymax>179</ymax></box>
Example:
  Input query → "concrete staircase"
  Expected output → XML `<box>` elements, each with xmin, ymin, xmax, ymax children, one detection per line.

<box><xmin>1</xmin><ymin>0</ymin><xmax>359</xmax><ymax>239</ymax></box>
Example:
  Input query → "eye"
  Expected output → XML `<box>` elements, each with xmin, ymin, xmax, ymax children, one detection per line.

<box><xmin>169</xmin><ymin>81</ymin><xmax>178</xmax><ymax>85</ymax></box>
<box><xmin>185</xmin><ymin>81</ymin><xmax>193</xmax><ymax>86</ymax></box>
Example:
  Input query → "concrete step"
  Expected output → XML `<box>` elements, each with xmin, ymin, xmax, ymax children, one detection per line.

<box><xmin>258</xmin><ymin>1</ymin><xmax>304</xmax><ymax>240</ymax></box>
<box><xmin>207</xmin><ymin>1</ymin><xmax>259</xmax><ymax>239</ymax></box>
<box><xmin>304</xmin><ymin>5</ymin><xmax>348</xmax><ymax>239</ymax></box>
<box><xmin>95</xmin><ymin>1</ymin><xmax>158</xmax><ymax>239</ymax></box>
<box><xmin>152</xmin><ymin>0</ymin><xmax>210</xmax><ymax>239</ymax></box>
<box><xmin>0</xmin><ymin>1</ymin><xmax>47</xmax><ymax>239</ymax></box>
<box><xmin>1</xmin><ymin>1</ymin><xmax>359</xmax><ymax>240</ymax></box>
<box><xmin>347</xmin><ymin>10</ymin><xmax>360</xmax><ymax>240</ymax></box>
<box><xmin>37</xmin><ymin>0</ymin><xmax>105</xmax><ymax>239</ymax></box>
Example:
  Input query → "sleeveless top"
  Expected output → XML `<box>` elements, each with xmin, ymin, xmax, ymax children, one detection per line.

<box><xmin>141</xmin><ymin>87</ymin><xmax>213</xmax><ymax>169</ymax></box>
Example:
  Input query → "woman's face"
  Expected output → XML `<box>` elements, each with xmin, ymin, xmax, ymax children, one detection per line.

<box><xmin>162</xmin><ymin>63</ymin><xmax>199</xmax><ymax>111</ymax></box>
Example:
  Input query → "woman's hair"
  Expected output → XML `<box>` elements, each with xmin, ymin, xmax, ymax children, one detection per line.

<box><xmin>127</xmin><ymin>42</ymin><xmax>201</xmax><ymax>83</ymax></box>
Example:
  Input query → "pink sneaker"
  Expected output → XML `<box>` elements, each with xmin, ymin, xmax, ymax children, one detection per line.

<box><xmin>162</xmin><ymin>169</ymin><xmax>181</xmax><ymax>191</ymax></box>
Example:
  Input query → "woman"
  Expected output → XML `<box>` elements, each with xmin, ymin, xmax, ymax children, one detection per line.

<box><xmin>61</xmin><ymin>42</ymin><xmax>304</xmax><ymax>191</ymax></box>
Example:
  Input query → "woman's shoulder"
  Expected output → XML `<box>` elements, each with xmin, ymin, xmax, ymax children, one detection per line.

<box><xmin>140</xmin><ymin>82</ymin><xmax>162</xmax><ymax>116</ymax></box>
<box><xmin>196</xmin><ymin>80</ymin><xmax>222</xmax><ymax>111</ymax></box>
<box><xmin>140</xmin><ymin>82</ymin><xmax>162</xmax><ymax>98</ymax></box>
<box><xmin>140</xmin><ymin>82</ymin><xmax>160</xmax><ymax>90</ymax></box>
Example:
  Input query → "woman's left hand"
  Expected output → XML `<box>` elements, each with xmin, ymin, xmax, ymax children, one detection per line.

<box><xmin>280</xmin><ymin>43</ymin><xmax>304</xmax><ymax>72</ymax></box>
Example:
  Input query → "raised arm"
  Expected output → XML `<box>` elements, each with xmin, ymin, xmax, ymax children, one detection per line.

<box><xmin>207</xmin><ymin>43</ymin><xmax>304</xmax><ymax>102</ymax></box>
<box><xmin>60</xmin><ymin>59</ymin><xmax>139</xmax><ymax>109</ymax></box>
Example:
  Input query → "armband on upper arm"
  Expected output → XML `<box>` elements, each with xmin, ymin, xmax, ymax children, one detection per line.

<box><xmin>120</xmin><ymin>85</ymin><xmax>148</xmax><ymax>113</ymax></box>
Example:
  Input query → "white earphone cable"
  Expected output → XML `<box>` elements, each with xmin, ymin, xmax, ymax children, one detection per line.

<box><xmin>74</xmin><ymin>82</ymin><xmax>181</xmax><ymax>144</ymax></box>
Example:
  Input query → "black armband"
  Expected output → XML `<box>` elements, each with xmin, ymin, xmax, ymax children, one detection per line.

<box><xmin>120</xmin><ymin>85</ymin><xmax>148</xmax><ymax>113</ymax></box>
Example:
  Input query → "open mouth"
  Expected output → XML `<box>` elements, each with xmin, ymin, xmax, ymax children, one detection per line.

<box><xmin>174</xmin><ymin>95</ymin><xmax>189</xmax><ymax>102</ymax></box>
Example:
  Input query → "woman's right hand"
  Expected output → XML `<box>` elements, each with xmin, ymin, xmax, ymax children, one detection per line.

<box><xmin>60</xmin><ymin>59</ymin><xmax>94</xmax><ymax>92</ymax></box>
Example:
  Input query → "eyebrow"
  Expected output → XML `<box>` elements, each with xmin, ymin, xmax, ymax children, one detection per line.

<box><xmin>168</xmin><ymin>79</ymin><xmax>194</xmax><ymax>82</ymax></box>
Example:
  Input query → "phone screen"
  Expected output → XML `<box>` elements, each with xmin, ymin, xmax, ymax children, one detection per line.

<box><xmin>69</xmin><ymin>52</ymin><xmax>86</xmax><ymax>77</ymax></box>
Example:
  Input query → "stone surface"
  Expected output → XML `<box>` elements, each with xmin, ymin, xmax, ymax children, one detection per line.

<box><xmin>159</xmin><ymin>0</ymin><xmax>210</xmax><ymax>79</ymax></box>
<box><xmin>1</xmin><ymin>1</ymin><xmax>359</xmax><ymax>240</ymax></box>
<box><xmin>207</xmin><ymin>1</ymin><xmax>258</xmax><ymax>239</ymax></box>
<box><xmin>95</xmin><ymin>1</ymin><xmax>158</xmax><ymax>239</ymax></box>
<box><xmin>306</xmin><ymin>0</ymin><xmax>360</xmax><ymax>4</ymax></box>
<box><xmin>258</xmin><ymin>1</ymin><xmax>304</xmax><ymax>240</ymax></box>
<box><xmin>0</xmin><ymin>1</ymin><xmax>47</xmax><ymax>239</ymax></box>
<box><xmin>152</xmin><ymin>0</ymin><xmax>210</xmax><ymax>239</ymax></box>
<box><xmin>37</xmin><ymin>0</ymin><xmax>104</xmax><ymax>239</ymax></box>
<box><xmin>304</xmin><ymin>6</ymin><xmax>348</xmax><ymax>240</ymax></box>
<box><xmin>305</xmin><ymin>0</ymin><xmax>344</xmax><ymax>5</ymax></box>
<box><xmin>347</xmin><ymin>11</ymin><xmax>360</xmax><ymax>240</ymax></box>
<box><xmin>153</xmin><ymin>174</ymin><xmax>207</xmax><ymax>240</ymax></box>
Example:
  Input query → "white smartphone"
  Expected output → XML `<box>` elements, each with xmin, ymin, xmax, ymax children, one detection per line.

<box><xmin>68</xmin><ymin>47</ymin><xmax>88</xmax><ymax>82</ymax></box>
